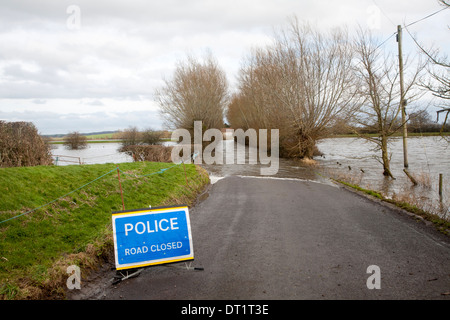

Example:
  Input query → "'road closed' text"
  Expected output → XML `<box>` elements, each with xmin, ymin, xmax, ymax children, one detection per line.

<box><xmin>124</xmin><ymin>242</ymin><xmax>183</xmax><ymax>256</ymax></box>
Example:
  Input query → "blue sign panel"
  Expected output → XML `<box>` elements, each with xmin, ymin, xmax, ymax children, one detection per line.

<box><xmin>112</xmin><ymin>205</ymin><xmax>194</xmax><ymax>270</ymax></box>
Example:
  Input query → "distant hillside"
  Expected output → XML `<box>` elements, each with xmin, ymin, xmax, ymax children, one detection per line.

<box><xmin>43</xmin><ymin>131</ymin><xmax>119</xmax><ymax>138</ymax></box>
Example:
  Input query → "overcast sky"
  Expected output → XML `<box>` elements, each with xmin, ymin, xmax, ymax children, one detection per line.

<box><xmin>0</xmin><ymin>0</ymin><xmax>449</xmax><ymax>134</ymax></box>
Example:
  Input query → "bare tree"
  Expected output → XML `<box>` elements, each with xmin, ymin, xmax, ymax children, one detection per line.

<box><xmin>230</xmin><ymin>18</ymin><xmax>360</xmax><ymax>158</ymax></box>
<box><xmin>408</xmin><ymin>108</ymin><xmax>434</xmax><ymax>132</ymax></box>
<box><xmin>352</xmin><ymin>29</ymin><xmax>425</xmax><ymax>178</ymax></box>
<box><xmin>155</xmin><ymin>53</ymin><xmax>229</xmax><ymax>134</ymax></box>
<box><xmin>403</xmin><ymin>0</ymin><xmax>450</xmax><ymax>131</ymax></box>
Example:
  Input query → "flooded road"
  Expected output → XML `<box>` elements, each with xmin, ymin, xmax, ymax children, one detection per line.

<box><xmin>199</xmin><ymin>137</ymin><xmax>449</xmax><ymax>217</ymax></box>
<box><xmin>51</xmin><ymin>136</ymin><xmax>449</xmax><ymax>218</ymax></box>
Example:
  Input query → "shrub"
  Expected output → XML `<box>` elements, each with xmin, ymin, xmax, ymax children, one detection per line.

<box><xmin>118</xmin><ymin>127</ymin><xmax>163</xmax><ymax>148</ymax></box>
<box><xmin>119</xmin><ymin>145</ymin><xmax>173</xmax><ymax>162</ymax></box>
<box><xmin>141</xmin><ymin>128</ymin><xmax>163</xmax><ymax>145</ymax></box>
<box><xmin>0</xmin><ymin>121</ymin><xmax>53</xmax><ymax>167</ymax></box>
<box><xmin>63</xmin><ymin>131</ymin><xmax>88</xmax><ymax>150</ymax></box>
<box><xmin>118</xmin><ymin>126</ymin><xmax>142</xmax><ymax>148</ymax></box>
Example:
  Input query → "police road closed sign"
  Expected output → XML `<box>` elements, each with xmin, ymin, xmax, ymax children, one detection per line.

<box><xmin>112</xmin><ymin>205</ymin><xmax>194</xmax><ymax>270</ymax></box>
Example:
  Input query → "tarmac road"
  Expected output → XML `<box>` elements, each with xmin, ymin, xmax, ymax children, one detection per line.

<box><xmin>80</xmin><ymin>175</ymin><xmax>450</xmax><ymax>300</ymax></box>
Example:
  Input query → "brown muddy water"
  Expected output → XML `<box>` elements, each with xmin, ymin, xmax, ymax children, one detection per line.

<box><xmin>51</xmin><ymin>136</ymin><xmax>449</xmax><ymax>218</ymax></box>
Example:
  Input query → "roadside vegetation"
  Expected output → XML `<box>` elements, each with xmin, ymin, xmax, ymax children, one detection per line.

<box><xmin>117</xmin><ymin>126</ymin><xmax>164</xmax><ymax>147</ymax></box>
<box><xmin>228</xmin><ymin>19</ymin><xmax>360</xmax><ymax>159</ymax></box>
<box><xmin>117</xmin><ymin>126</ymin><xmax>174</xmax><ymax>163</ymax></box>
<box><xmin>334</xmin><ymin>179</ymin><xmax>450</xmax><ymax>236</ymax></box>
<box><xmin>0</xmin><ymin>162</ymin><xmax>209</xmax><ymax>299</ymax></box>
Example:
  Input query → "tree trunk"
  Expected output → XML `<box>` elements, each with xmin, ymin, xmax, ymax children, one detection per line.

<box><xmin>380</xmin><ymin>135</ymin><xmax>394</xmax><ymax>179</ymax></box>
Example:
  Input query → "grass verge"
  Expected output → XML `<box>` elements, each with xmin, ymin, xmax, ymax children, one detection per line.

<box><xmin>0</xmin><ymin>162</ymin><xmax>209</xmax><ymax>299</ymax></box>
<box><xmin>334</xmin><ymin>179</ymin><xmax>450</xmax><ymax>236</ymax></box>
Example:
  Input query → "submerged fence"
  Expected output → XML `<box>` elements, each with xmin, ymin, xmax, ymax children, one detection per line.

<box><xmin>53</xmin><ymin>155</ymin><xmax>83</xmax><ymax>165</ymax></box>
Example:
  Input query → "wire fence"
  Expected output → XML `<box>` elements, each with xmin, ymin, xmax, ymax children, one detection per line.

<box><xmin>0</xmin><ymin>157</ymin><xmax>198</xmax><ymax>225</ymax></box>
<box><xmin>0</xmin><ymin>167</ymin><xmax>118</xmax><ymax>225</ymax></box>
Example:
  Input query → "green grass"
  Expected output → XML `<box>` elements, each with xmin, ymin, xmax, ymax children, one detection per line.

<box><xmin>84</xmin><ymin>133</ymin><xmax>116</xmax><ymax>139</ymax></box>
<box><xmin>336</xmin><ymin>180</ymin><xmax>384</xmax><ymax>199</ymax></box>
<box><xmin>0</xmin><ymin>162</ymin><xmax>209</xmax><ymax>299</ymax></box>
<box><xmin>50</xmin><ymin>140</ymin><xmax>122</xmax><ymax>145</ymax></box>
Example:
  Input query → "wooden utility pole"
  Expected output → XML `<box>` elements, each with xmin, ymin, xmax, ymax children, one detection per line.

<box><xmin>397</xmin><ymin>25</ymin><xmax>409</xmax><ymax>168</ymax></box>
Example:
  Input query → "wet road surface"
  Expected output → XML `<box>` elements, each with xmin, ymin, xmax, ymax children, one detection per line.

<box><xmin>77</xmin><ymin>175</ymin><xmax>450</xmax><ymax>300</ymax></box>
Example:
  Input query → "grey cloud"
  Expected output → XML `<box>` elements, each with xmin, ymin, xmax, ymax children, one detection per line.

<box><xmin>1</xmin><ymin>0</ymin><xmax>448</xmax><ymax>134</ymax></box>
<box><xmin>32</xmin><ymin>99</ymin><xmax>47</xmax><ymax>104</ymax></box>
<box><xmin>85</xmin><ymin>100</ymin><xmax>104</xmax><ymax>106</ymax></box>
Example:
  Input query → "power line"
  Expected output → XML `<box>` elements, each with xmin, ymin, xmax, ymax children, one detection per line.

<box><xmin>402</xmin><ymin>5</ymin><xmax>449</xmax><ymax>64</ymax></box>
<box><xmin>404</xmin><ymin>6</ymin><xmax>449</xmax><ymax>28</ymax></box>
<box><xmin>374</xmin><ymin>5</ymin><xmax>449</xmax><ymax>51</ymax></box>
<box><xmin>403</xmin><ymin>25</ymin><xmax>436</xmax><ymax>62</ymax></box>
<box><xmin>371</xmin><ymin>0</ymin><xmax>396</xmax><ymax>27</ymax></box>
<box><xmin>376</xmin><ymin>32</ymin><xmax>396</xmax><ymax>50</ymax></box>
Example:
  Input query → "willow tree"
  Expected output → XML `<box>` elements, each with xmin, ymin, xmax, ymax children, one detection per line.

<box><xmin>155</xmin><ymin>53</ymin><xmax>229</xmax><ymax>133</ymax></box>
<box><xmin>229</xmin><ymin>18</ymin><xmax>360</xmax><ymax>158</ymax></box>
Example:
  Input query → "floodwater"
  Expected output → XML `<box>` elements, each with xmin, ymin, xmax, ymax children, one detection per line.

<box><xmin>317</xmin><ymin>137</ymin><xmax>449</xmax><ymax>194</ymax></box>
<box><xmin>316</xmin><ymin>136</ymin><xmax>449</xmax><ymax>217</ymax></box>
<box><xmin>51</xmin><ymin>136</ymin><xmax>449</xmax><ymax>217</ymax></box>
<box><xmin>51</xmin><ymin>142</ymin><xmax>133</xmax><ymax>166</ymax></box>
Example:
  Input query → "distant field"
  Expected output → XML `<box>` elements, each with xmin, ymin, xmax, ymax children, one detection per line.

<box><xmin>48</xmin><ymin>132</ymin><xmax>173</xmax><ymax>144</ymax></box>
<box><xmin>48</xmin><ymin>132</ymin><xmax>119</xmax><ymax>143</ymax></box>
<box><xmin>84</xmin><ymin>133</ymin><xmax>116</xmax><ymax>139</ymax></box>
<box><xmin>45</xmin><ymin>131</ymin><xmax>119</xmax><ymax>142</ymax></box>
<box><xmin>46</xmin><ymin>130</ymin><xmax>449</xmax><ymax>143</ymax></box>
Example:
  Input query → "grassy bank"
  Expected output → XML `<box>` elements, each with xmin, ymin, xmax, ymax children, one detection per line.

<box><xmin>0</xmin><ymin>162</ymin><xmax>209</xmax><ymax>299</ymax></box>
<box><xmin>335</xmin><ymin>179</ymin><xmax>450</xmax><ymax>235</ymax></box>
